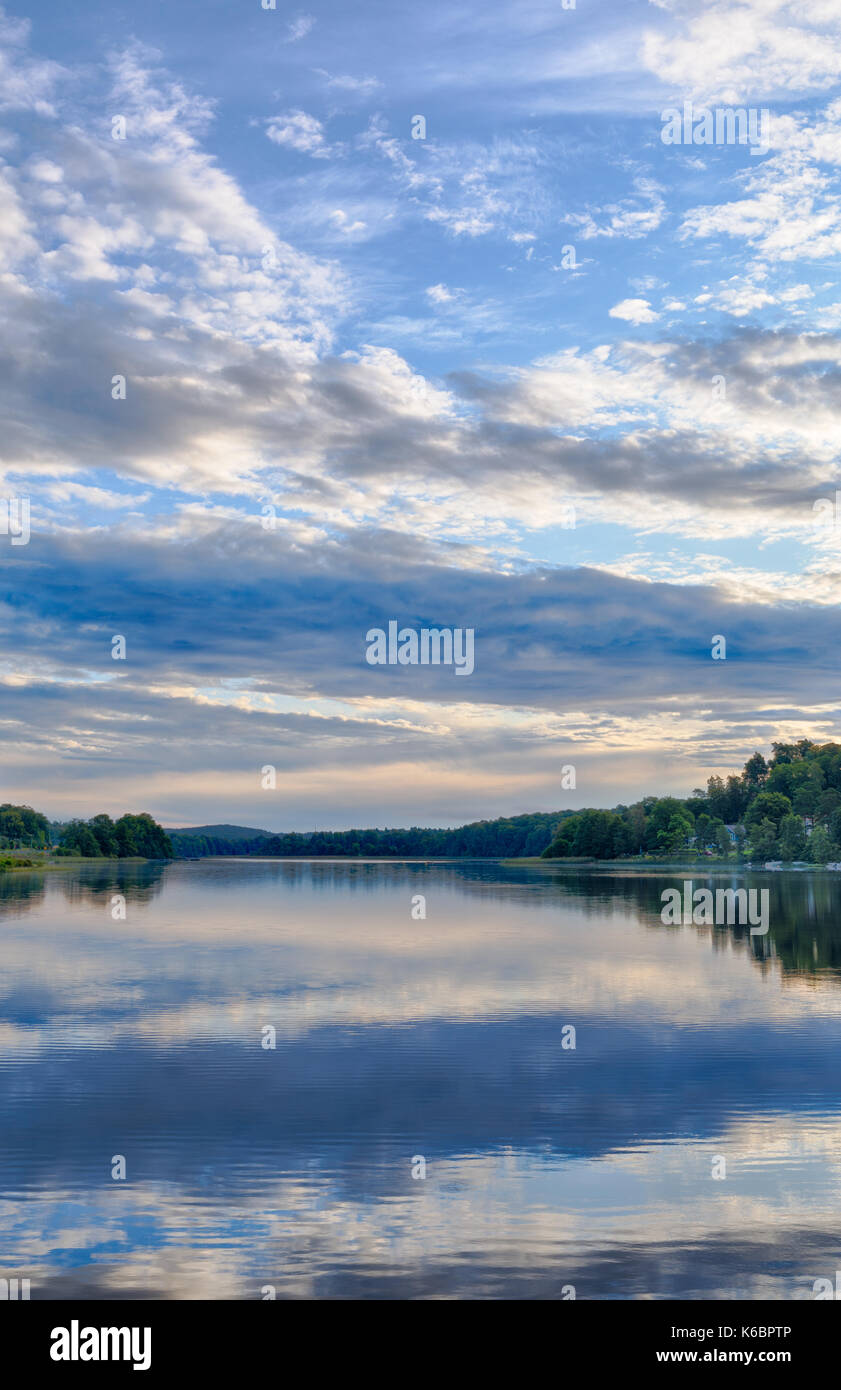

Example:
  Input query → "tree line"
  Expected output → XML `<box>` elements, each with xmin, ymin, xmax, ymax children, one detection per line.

<box><xmin>169</xmin><ymin>812</ymin><xmax>564</xmax><ymax>860</ymax></box>
<box><xmin>11</xmin><ymin>740</ymin><xmax>838</xmax><ymax>866</ymax></box>
<box><xmin>0</xmin><ymin>805</ymin><xmax>173</xmax><ymax>859</ymax></box>
<box><xmin>170</xmin><ymin>832</ymin><xmax>269</xmax><ymax>857</ymax></box>
<box><xmin>542</xmin><ymin>741</ymin><xmax>841</xmax><ymax>863</ymax></box>
<box><xmin>56</xmin><ymin>812</ymin><xmax>174</xmax><ymax>859</ymax></box>
<box><xmin>0</xmin><ymin>804</ymin><xmax>51</xmax><ymax>849</ymax></box>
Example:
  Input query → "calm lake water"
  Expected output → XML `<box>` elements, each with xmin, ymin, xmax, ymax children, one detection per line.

<box><xmin>2</xmin><ymin>857</ymin><xmax>841</xmax><ymax>1300</ymax></box>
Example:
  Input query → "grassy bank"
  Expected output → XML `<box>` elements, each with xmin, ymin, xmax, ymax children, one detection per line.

<box><xmin>0</xmin><ymin>853</ymin><xmax>154</xmax><ymax>872</ymax></box>
<box><xmin>0</xmin><ymin>854</ymin><xmax>45</xmax><ymax>871</ymax></box>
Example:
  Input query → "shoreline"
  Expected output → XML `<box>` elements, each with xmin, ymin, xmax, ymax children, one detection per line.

<box><xmin>506</xmin><ymin>856</ymin><xmax>840</xmax><ymax>871</ymax></box>
<box><xmin>3</xmin><ymin>853</ymin><xmax>837</xmax><ymax>873</ymax></box>
<box><xmin>0</xmin><ymin>854</ymin><xmax>163</xmax><ymax>873</ymax></box>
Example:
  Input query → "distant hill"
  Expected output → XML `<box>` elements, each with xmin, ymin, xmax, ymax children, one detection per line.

<box><xmin>169</xmin><ymin>824</ymin><xmax>270</xmax><ymax>841</ymax></box>
<box><xmin>166</xmin><ymin>812</ymin><xmax>568</xmax><ymax>859</ymax></box>
<box><xmin>167</xmin><ymin>823</ymin><xmax>274</xmax><ymax>857</ymax></box>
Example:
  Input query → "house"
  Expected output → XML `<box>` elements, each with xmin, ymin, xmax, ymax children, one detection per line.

<box><xmin>723</xmin><ymin>824</ymin><xmax>740</xmax><ymax>843</ymax></box>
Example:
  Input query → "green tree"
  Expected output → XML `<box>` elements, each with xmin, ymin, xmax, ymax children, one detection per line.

<box><xmin>59</xmin><ymin>812</ymin><xmax>173</xmax><ymax>858</ymax></box>
<box><xmin>816</xmin><ymin>788</ymin><xmax>841</xmax><ymax>822</ymax></box>
<box><xmin>749</xmin><ymin>817</ymin><xmax>779</xmax><ymax>859</ymax></box>
<box><xmin>0</xmin><ymin>804</ymin><xmax>49</xmax><ymax>848</ymax></box>
<box><xmin>742</xmin><ymin>751</ymin><xmax>768</xmax><ymax>790</ymax></box>
<box><xmin>89</xmin><ymin>813</ymin><xmax>119</xmax><ymax>856</ymax></box>
<box><xmin>65</xmin><ymin>823</ymin><xmax>103</xmax><ymax>857</ymax></box>
<box><xmin>744</xmin><ymin>791</ymin><xmax>792</xmax><ymax>831</ymax></box>
<box><xmin>645</xmin><ymin>798</ymin><xmax>690</xmax><ymax>852</ymax></box>
<box><xmin>714</xmin><ymin>822</ymin><xmax>733</xmax><ymax>855</ymax></box>
<box><xmin>115</xmin><ymin>813</ymin><xmax>173</xmax><ymax>859</ymax></box>
<box><xmin>625</xmin><ymin>803</ymin><xmax>647</xmax><ymax>854</ymax></box>
<box><xmin>656</xmin><ymin>811</ymin><xmax>694</xmax><ymax>854</ymax></box>
<box><xmin>778</xmin><ymin>813</ymin><xmax>807</xmax><ymax>862</ymax></box>
<box><xmin>808</xmin><ymin>824</ymin><xmax>833</xmax><ymax>864</ymax></box>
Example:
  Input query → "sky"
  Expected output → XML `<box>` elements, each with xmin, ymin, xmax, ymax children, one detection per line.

<box><xmin>2</xmin><ymin>0</ymin><xmax>841</xmax><ymax>829</ymax></box>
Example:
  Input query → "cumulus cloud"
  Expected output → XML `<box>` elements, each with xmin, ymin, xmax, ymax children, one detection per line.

<box><xmin>266</xmin><ymin>109</ymin><xmax>332</xmax><ymax>158</ymax></box>
<box><xmin>679</xmin><ymin>99</ymin><xmax>841</xmax><ymax>262</ymax></box>
<box><xmin>609</xmin><ymin>297</ymin><xmax>659</xmax><ymax>324</ymax></box>
<box><xmin>0</xmin><ymin>7</ymin><xmax>63</xmax><ymax>114</ymax></box>
<box><xmin>426</xmin><ymin>283</ymin><xmax>455</xmax><ymax>305</ymax></box>
<box><xmin>642</xmin><ymin>0</ymin><xmax>841</xmax><ymax>104</ymax></box>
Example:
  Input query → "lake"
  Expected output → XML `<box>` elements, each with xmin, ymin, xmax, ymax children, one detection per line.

<box><xmin>2</xmin><ymin>857</ymin><xmax>841</xmax><ymax>1300</ymax></box>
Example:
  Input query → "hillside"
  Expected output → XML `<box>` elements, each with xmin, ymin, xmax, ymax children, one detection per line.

<box><xmin>170</xmin><ymin>823</ymin><xmax>270</xmax><ymax>841</ymax></box>
<box><xmin>168</xmin><ymin>811</ymin><xmax>569</xmax><ymax>859</ymax></box>
<box><xmin>542</xmin><ymin>740</ymin><xmax>841</xmax><ymax>863</ymax></box>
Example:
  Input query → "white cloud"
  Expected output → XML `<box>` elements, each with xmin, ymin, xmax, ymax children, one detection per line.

<box><xmin>0</xmin><ymin>166</ymin><xmax>37</xmax><ymax>268</ymax></box>
<box><xmin>679</xmin><ymin>99</ymin><xmax>841</xmax><ymax>262</ymax></box>
<box><xmin>609</xmin><ymin>298</ymin><xmax>659</xmax><ymax>324</ymax></box>
<box><xmin>26</xmin><ymin>158</ymin><xmax>63</xmax><ymax>183</ymax></box>
<box><xmin>707</xmin><ymin>282</ymin><xmax>775</xmax><ymax>317</ymax></box>
<box><xmin>328</xmin><ymin>208</ymin><xmax>367</xmax><ymax>236</ymax></box>
<box><xmin>266</xmin><ymin>109</ymin><xmax>332</xmax><ymax>158</ymax></box>
<box><xmin>314</xmin><ymin>69</ymin><xmax>381</xmax><ymax>97</ymax></box>
<box><xmin>642</xmin><ymin>0</ymin><xmax>841</xmax><ymax>104</ymax></box>
<box><xmin>566</xmin><ymin>178</ymin><xmax>666</xmax><ymax>241</ymax></box>
<box><xmin>286</xmin><ymin>15</ymin><xmax>315</xmax><ymax>43</ymax></box>
<box><xmin>0</xmin><ymin>8</ymin><xmax>62</xmax><ymax>114</ymax></box>
<box><xmin>45</xmin><ymin>481</ymin><xmax>151</xmax><ymax>510</ymax></box>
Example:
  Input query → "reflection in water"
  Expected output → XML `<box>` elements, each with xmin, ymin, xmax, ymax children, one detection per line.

<box><xmin>2</xmin><ymin>859</ymin><xmax>841</xmax><ymax>1299</ymax></box>
<box><xmin>0</xmin><ymin>860</ymin><xmax>167</xmax><ymax>911</ymax></box>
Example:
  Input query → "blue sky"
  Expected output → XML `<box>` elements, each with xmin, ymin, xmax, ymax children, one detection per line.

<box><xmin>2</xmin><ymin>0</ymin><xmax>841</xmax><ymax>828</ymax></box>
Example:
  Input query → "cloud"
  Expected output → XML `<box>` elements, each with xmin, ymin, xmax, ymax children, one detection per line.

<box><xmin>328</xmin><ymin>208</ymin><xmax>367</xmax><ymax>236</ymax></box>
<box><xmin>2</xmin><ymin>4</ymin><xmax>840</xmax><ymax>827</ymax></box>
<box><xmin>0</xmin><ymin>165</ymin><xmax>37</xmax><ymax>268</ymax></box>
<box><xmin>642</xmin><ymin>0</ymin><xmax>841</xmax><ymax>104</ymax></box>
<box><xmin>679</xmin><ymin>99</ymin><xmax>841</xmax><ymax>262</ymax></box>
<box><xmin>3</xmin><ymin>518</ymin><xmax>841</xmax><ymax>823</ymax></box>
<box><xmin>0</xmin><ymin>7</ymin><xmax>63</xmax><ymax>114</ymax></box>
<box><xmin>359</xmin><ymin>118</ymin><xmax>550</xmax><ymax>242</ymax></box>
<box><xmin>286</xmin><ymin>14</ymin><xmax>315</xmax><ymax>43</ymax></box>
<box><xmin>565</xmin><ymin>178</ymin><xmax>666</xmax><ymax>240</ymax></box>
<box><xmin>426</xmin><ymin>284</ymin><xmax>455</xmax><ymax>305</ymax></box>
<box><xmin>609</xmin><ymin>298</ymin><xmax>659</xmax><ymax>324</ymax></box>
<box><xmin>314</xmin><ymin>69</ymin><xmax>381</xmax><ymax>97</ymax></box>
<box><xmin>266</xmin><ymin>109</ymin><xmax>332</xmax><ymax>158</ymax></box>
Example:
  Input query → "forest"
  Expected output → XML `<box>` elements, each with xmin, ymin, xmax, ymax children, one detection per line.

<box><xmin>0</xmin><ymin>803</ymin><xmax>50</xmax><ymax>849</ymax></box>
<box><xmin>56</xmin><ymin>812</ymin><xmax>174</xmax><ymax>859</ymax></box>
<box><xmin>541</xmin><ymin>740</ymin><xmax>841</xmax><ymax>862</ymax></box>
<box><xmin>170</xmin><ymin>811</ymin><xmax>564</xmax><ymax>860</ymax></box>
<box><xmin>0</xmin><ymin>806</ymin><xmax>173</xmax><ymax>859</ymax></box>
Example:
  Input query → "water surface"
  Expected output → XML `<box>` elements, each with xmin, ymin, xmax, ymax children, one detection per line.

<box><xmin>2</xmin><ymin>858</ymin><xmax>841</xmax><ymax>1299</ymax></box>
